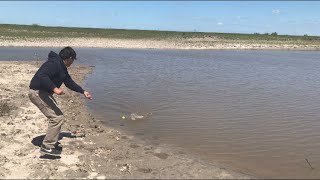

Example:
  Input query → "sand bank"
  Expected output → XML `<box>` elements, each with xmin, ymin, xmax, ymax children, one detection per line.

<box><xmin>0</xmin><ymin>37</ymin><xmax>319</xmax><ymax>50</ymax></box>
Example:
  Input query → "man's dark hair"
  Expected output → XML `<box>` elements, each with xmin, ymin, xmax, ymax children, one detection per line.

<box><xmin>59</xmin><ymin>47</ymin><xmax>77</xmax><ymax>60</ymax></box>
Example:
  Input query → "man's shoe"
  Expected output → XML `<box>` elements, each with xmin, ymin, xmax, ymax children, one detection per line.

<box><xmin>40</xmin><ymin>145</ymin><xmax>61</xmax><ymax>156</ymax></box>
<box><xmin>55</xmin><ymin>142</ymin><xmax>63</xmax><ymax>151</ymax></box>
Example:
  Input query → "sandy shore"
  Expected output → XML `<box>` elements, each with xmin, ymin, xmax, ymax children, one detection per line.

<box><xmin>0</xmin><ymin>37</ymin><xmax>320</xmax><ymax>50</ymax></box>
<box><xmin>0</xmin><ymin>61</ymin><xmax>254</xmax><ymax>179</ymax></box>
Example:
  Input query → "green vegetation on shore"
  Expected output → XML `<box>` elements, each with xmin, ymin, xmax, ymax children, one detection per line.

<box><xmin>1</xmin><ymin>23</ymin><xmax>320</xmax><ymax>43</ymax></box>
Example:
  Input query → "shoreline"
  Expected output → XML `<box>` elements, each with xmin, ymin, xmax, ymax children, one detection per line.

<box><xmin>0</xmin><ymin>37</ymin><xmax>319</xmax><ymax>51</ymax></box>
<box><xmin>0</xmin><ymin>61</ymin><xmax>254</xmax><ymax>179</ymax></box>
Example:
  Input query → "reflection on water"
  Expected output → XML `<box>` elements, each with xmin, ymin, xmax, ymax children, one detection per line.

<box><xmin>1</xmin><ymin>47</ymin><xmax>320</xmax><ymax>178</ymax></box>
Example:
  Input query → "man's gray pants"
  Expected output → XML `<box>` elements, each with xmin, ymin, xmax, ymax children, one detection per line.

<box><xmin>28</xmin><ymin>89</ymin><xmax>64</xmax><ymax>149</ymax></box>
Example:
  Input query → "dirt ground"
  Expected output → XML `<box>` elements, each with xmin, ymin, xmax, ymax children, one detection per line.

<box><xmin>0</xmin><ymin>61</ymin><xmax>254</xmax><ymax>179</ymax></box>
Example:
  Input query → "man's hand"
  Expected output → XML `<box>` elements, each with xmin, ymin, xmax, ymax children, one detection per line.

<box><xmin>83</xmin><ymin>91</ymin><xmax>92</xmax><ymax>100</ymax></box>
<box><xmin>53</xmin><ymin>87</ymin><xmax>64</xmax><ymax>95</ymax></box>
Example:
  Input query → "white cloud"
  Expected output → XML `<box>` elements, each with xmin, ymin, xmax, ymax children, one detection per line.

<box><xmin>217</xmin><ymin>22</ymin><xmax>223</xmax><ymax>26</ymax></box>
<box><xmin>272</xmin><ymin>9</ymin><xmax>280</xmax><ymax>15</ymax></box>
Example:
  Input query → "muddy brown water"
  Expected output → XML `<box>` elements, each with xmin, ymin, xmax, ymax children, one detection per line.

<box><xmin>1</xmin><ymin>47</ymin><xmax>320</xmax><ymax>178</ymax></box>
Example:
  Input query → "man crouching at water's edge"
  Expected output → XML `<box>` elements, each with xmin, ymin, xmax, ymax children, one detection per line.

<box><xmin>28</xmin><ymin>46</ymin><xmax>92</xmax><ymax>156</ymax></box>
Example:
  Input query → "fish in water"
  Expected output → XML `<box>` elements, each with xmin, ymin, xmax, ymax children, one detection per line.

<box><xmin>130</xmin><ymin>113</ymin><xmax>144</xmax><ymax>120</ymax></box>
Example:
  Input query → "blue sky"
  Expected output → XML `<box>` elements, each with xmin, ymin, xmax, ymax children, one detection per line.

<box><xmin>0</xmin><ymin>1</ymin><xmax>319</xmax><ymax>36</ymax></box>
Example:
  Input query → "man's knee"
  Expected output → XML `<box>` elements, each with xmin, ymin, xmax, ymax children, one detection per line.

<box><xmin>49</xmin><ymin>115</ymin><xmax>65</xmax><ymax>126</ymax></box>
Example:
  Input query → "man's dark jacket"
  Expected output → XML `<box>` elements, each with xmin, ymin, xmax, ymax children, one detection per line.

<box><xmin>29</xmin><ymin>51</ymin><xmax>84</xmax><ymax>94</ymax></box>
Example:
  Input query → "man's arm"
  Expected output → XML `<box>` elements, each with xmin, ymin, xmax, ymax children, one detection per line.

<box><xmin>64</xmin><ymin>73</ymin><xmax>92</xmax><ymax>99</ymax></box>
<box><xmin>64</xmin><ymin>73</ymin><xmax>85</xmax><ymax>93</ymax></box>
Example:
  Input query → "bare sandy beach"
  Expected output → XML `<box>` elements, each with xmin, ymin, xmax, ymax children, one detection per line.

<box><xmin>0</xmin><ymin>61</ymin><xmax>254</xmax><ymax>179</ymax></box>
<box><xmin>0</xmin><ymin>37</ymin><xmax>319</xmax><ymax>50</ymax></box>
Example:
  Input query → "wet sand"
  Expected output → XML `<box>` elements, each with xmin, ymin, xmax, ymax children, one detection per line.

<box><xmin>0</xmin><ymin>37</ymin><xmax>319</xmax><ymax>50</ymax></box>
<box><xmin>0</xmin><ymin>61</ymin><xmax>253</xmax><ymax>179</ymax></box>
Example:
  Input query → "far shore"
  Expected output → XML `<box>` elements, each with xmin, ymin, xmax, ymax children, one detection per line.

<box><xmin>1</xmin><ymin>37</ymin><xmax>320</xmax><ymax>51</ymax></box>
<box><xmin>1</xmin><ymin>24</ymin><xmax>320</xmax><ymax>51</ymax></box>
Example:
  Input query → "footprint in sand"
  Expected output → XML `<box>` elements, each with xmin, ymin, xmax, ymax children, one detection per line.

<box><xmin>153</xmin><ymin>152</ymin><xmax>169</xmax><ymax>159</ymax></box>
<box><xmin>129</xmin><ymin>143</ymin><xmax>140</xmax><ymax>148</ymax></box>
<box><xmin>137</xmin><ymin>168</ymin><xmax>152</xmax><ymax>173</ymax></box>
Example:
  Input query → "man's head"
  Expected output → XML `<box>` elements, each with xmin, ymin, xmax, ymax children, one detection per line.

<box><xmin>59</xmin><ymin>47</ymin><xmax>77</xmax><ymax>67</ymax></box>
